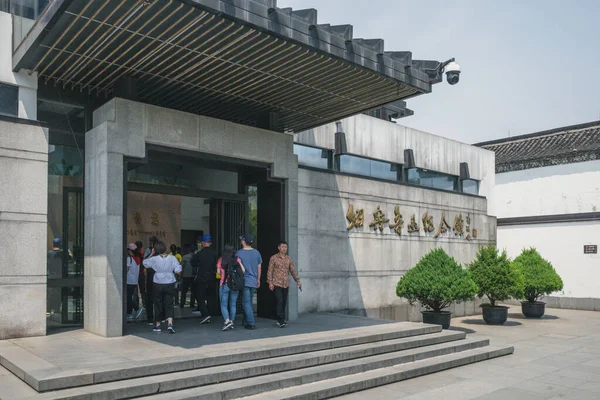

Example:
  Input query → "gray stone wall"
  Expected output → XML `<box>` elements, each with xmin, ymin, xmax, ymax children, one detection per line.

<box><xmin>295</xmin><ymin>114</ymin><xmax>497</xmax><ymax>216</ymax></box>
<box><xmin>297</xmin><ymin>168</ymin><xmax>496</xmax><ymax>320</ymax></box>
<box><xmin>0</xmin><ymin>118</ymin><xmax>48</xmax><ymax>339</ymax></box>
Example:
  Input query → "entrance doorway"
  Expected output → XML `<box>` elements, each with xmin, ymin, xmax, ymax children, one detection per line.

<box><xmin>123</xmin><ymin>146</ymin><xmax>284</xmax><ymax>331</ymax></box>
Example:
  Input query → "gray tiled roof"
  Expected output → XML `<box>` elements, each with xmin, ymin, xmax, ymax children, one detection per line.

<box><xmin>475</xmin><ymin>121</ymin><xmax>600</xmax><ymax>173</ymax></box>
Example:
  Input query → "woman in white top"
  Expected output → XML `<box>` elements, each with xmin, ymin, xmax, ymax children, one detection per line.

<box><xmin>143</xmin><ymin>241</ymin><xmax>182</xmax><ymax>333</ymax></box>
<box><xmin>126</xmin><ymin>243</ymin><xmax>143</xmax><ymax>320</ymax></box>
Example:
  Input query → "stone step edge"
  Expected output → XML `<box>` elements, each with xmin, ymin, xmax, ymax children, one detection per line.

<box><xmin>30</xmin><ymin>331</ymin><xmax>468</xmax><ymax>400</ymax></box>
<box><xmin>239</xmin><ymin>345</ymin><xmax>515</xmax><ymax>400</ymax></box>
<box><xmin>133</xmin><ymin>338</ymin><xmax>492</xmax><ymax>400</ymax></box>
<box><xmin>22</xmin><ymin>323</ymin><xmax>442</xmax><ymax>392</ymax></box>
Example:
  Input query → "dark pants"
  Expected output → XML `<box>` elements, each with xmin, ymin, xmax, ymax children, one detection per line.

<box><xmin>196</xmin><ymin>280</ymin><xmax>216</xmax><ymax>317</ymax></box>
<box><xmin>154</xmin><ymin>282</ymin><xmax>175</xmax><ymax>323</ymax></box>
<box><xmin>180</xmin><ymin>277</ymin><xmax>196</xmax><ymax>308</ymax></box>
<box><xmin>126</xmin><ymin>284</ymin><xmax>139</xmax><ymax>315</ymax></box>
<box><xmin>146</xmin><ymin>270</ymin><xmax>155</xmax><ymax>323</ymax></box>
<box><xmin>274</xmin><ymin>286</ymin><xmax>289</xmax><ymax>324</ymax></box>
<box><xmin>138</xmin><ymin>269</ymin><xmax>146</xmax><ymax>307</ymax></box>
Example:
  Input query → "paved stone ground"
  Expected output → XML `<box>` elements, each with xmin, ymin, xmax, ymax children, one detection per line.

<box><xmin>1</xmin><ymin>313</ymin><xmax>390</xmax><ymax>371</ymax></box>
<box><xmin>336</xmin><ymin>306</ymin><xmax>600</xmax><ymax>400</ymax></box>
<box><xmin>2</xmin><ymin>307</ymin><xmax>600</xmax><ymax>399</ymax></box>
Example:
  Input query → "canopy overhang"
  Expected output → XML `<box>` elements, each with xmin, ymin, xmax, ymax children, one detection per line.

<box><xmin>14</xmin><ymin>0</ymin><xmax>445</xmax><ymax>132</ymax></box>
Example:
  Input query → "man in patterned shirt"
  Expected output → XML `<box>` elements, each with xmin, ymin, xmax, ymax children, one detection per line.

<box><xmin>267</xmin><ymin>241</ymin><xmax>302</xmax><ymax>328</ymax></box>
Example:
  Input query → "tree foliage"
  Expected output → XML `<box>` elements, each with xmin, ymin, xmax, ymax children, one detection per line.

<box><xmin>396</xmin><ymin>248</ymin><xmax>478</xmax><ymax>312</ymax></box>
<box><xmin>512</xmin><ymin>248</ymin><xmax>563</xmax><ymax>303</ymax></box>
<box><xmin>468</xmin><ymin>246</ymin><xmax>524</xmax><ymax>307</ymax></box>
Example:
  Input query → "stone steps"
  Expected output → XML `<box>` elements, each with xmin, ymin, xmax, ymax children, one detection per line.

<box><xmin>238</xmin><ymin>346</ymin><xmax>514</xmax><ymax>400</ymax></box>
<box><xmin>136</xmin><ymin>339</ymin><xmax>508</xmax><ymax>400</ymax></box>
<box><xmin>9</xmin><ymin>322</ymin><xmax>440</xmax><ymax>392</ymax></box>
<box><xmin>27</xmin><ymin>331</ymin><xmax>508</xmax><ymax>400</ymax></box>
<box><xmin>10</xmin><ymin>322</ymin><xmax>514</xmax><ymax>400</ymax></box>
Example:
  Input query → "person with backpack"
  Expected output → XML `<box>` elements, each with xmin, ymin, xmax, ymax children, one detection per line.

<box><xmin>217</xmin><ymin>244</ymin><xmax>246</xmax><ymax>331</ymax></box>
<box><xmin>267</xmin><ymin>241</ymin><xmax>301</xmax><ymax>328</ymax></box>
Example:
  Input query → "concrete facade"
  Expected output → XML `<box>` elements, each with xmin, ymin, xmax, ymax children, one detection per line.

<box><xmin>86</xmin><ymin>98</ymin><xmax>298</xmax><ymax>337</ymax></box>
<box><xmin>0</xmin><ymin>118</ymin><xmax>48</xmax><ymax>339</ymax></box>
<box><xmin>295</xmin><ymin>115</ymin><xmax>496</xmax><ymax>320</ymax></box>
<box><xmin>0</xmin><ymin>12</ymin><xmax>37</xmax><ymax>120</ymax></box>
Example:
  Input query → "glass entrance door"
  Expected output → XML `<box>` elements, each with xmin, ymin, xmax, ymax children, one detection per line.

<box><xmin>47</xmin><ymin>187</ymin><xmax>84</xmax><ymax>327</ymax></box>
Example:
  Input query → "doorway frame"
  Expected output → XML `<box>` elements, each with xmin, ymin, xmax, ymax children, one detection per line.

<box><xmin>122</xmin><ymin>145</ymin><xmax>286</xmax><ymax>334</ymax></box>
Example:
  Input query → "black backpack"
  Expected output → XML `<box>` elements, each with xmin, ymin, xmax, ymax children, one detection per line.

<box><xmin>226</xmin><ymin>258</ymin><xmax>245</xmax><ymax>291</ymax></box>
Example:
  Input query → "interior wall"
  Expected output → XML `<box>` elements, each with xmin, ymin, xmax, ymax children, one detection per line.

<box><xmin>126</xmin><ymin>192</ymin><xmax>181</xmax><ymax>248</ymax></box>
<box><xmin>181</xmin><ymin>196</ymin><xmax>209</xmax><ymax>233</ymax></box>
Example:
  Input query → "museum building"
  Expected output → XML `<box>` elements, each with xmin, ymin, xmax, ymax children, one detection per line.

<box><xmin>0</xmin><ymin>0</ymin><xmax>496</xmax><ymax>339</ymax></box>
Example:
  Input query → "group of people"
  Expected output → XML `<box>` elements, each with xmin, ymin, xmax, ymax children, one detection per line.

<box><xmin>125</xmin><ymin>232</ymin><xmax>301</xmax><ymax>333</ymax></box>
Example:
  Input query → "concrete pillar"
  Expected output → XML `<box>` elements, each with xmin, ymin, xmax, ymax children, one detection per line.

<box><xmin>286</xmin><ymin>175</ymin><xmax>300</xmax><ymax>321</ymax></box>
<box><xmin>84</xmin><ymin>122</ymin><xmax>144</xmax><ymax>337</ymax></box>
<box><xmin>0</xmin><ymin>118</ymin><xmax>48</xmax><ymax>339</ymax></box>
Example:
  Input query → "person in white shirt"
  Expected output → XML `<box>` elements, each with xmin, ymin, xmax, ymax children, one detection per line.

<box><xmin>143</xmin><ymin>241</ymin><xmax>182</xmax><ymax>333</ymax></box>
<box><xmin>126</xmin><ymin>243</ymin><xmax>143</xmax><ymax>320</ymax></box>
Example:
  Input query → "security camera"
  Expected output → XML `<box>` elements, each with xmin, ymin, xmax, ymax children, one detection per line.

<box><xmin>444</xmin><ymin>61</ymin><xmax>461</xmax><ymax>85</ymax></box>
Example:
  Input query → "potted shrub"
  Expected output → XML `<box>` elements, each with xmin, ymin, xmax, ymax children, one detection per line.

<box><xmin>396</xmin><ymin>248</ymin><xmax>478</xmax><ymax>329</ymax></box>
<box><xmin>513</xmin><ymin>248</ymin><xmax>563</xmax><ymax>318</ymax></box>
<box><xmin>468</xmin><ymin>246</ymin><xmax>524</xmax><ymax>325</ymax></box>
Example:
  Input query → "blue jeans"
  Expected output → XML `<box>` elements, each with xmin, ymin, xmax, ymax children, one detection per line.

<box><xmin>242</xmin><ymin>286</ymin><xmax>256</xmax><ymax>326</ymax></box>
<box><xmin>219</xmin><ymin>285</ymin><xmax>239</xmax><ymax>322</ymax></box>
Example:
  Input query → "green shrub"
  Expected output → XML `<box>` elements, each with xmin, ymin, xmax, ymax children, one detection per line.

<box><xmin>468</xmin><ymin>246</ymin><xmax>524</xmax><ymax>307</ymax></box>
<box><xmin>512</xmin><ymin>248</ymin><xmax>563</xmax><ymax>303</ymax></box>
<box><xmin>396</xmin><ymin>248</ymin><xmax>478</xmax><ymax>312</ymax></box>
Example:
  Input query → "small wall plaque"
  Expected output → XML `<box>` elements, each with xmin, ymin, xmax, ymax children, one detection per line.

<box><xmin>584</xmin><ymin>245</ymin><xmax>598</xmax><ymax>254</ymax></box>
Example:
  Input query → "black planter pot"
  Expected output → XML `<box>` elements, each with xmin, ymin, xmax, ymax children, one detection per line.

<box><xmin>521</xmin><ymin>301</ymin><xmax>545</xmax><ymax>318</ymax></box>
<box><xmin>422</xmin><ymin>311</ymin><xmax>452</xmax><ymax>329</ymax></box>
<box><xmin>481</xmin><ymin>305</ymin><xmax>508</xmax><ymax>325</ymax></box>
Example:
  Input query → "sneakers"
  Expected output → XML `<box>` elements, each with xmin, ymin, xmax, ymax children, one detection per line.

<box><xmin>167</xmin><ymin>325</ymin><xmax>175</xmax><ymax>334</ymax></box>
<box><xmin>200</xmin><ymin>316</ymin><xmax>211</xmax><ymax>325</ymax></box>
<box><xmin>244</xmin><ymin>324</ymin><xmax>256</xmax><ymax>330</ymax></box>
<box><xmin>192</xmin><ymin>310</ymin><xmax>202</xmax><ymax>315</ymax></box>
<box><xmin>152</xmin><ymin>325</ymin><xmax>161</xmax><ymax>332</ymax></box>
<box><xmin>134</xmin><ymin>307</ymin><xmax>144</xmax><ymax>319</ymax></box>
<box><xmin>277</xmin><ymin>321</ymin><xmax>287</xmax><ymax>328</ymax></box>
<box><xmin>222</xmin><ymin>320</ymin><xmax>234</xmax><ymax>331</ymax></box>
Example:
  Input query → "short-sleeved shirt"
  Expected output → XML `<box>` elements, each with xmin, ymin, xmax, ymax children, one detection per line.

<box><xmin>126</xmin><ymin>256</ymin><xmax>140</xmax><ymax>285</ymax></box>
<box><xmin>236</xmin><ymin>248</ymin><xmax>263</xmax><ymax>288</ymax></box>
<box><xmin>143</xmin><ymin>254</ymin><xmax>182</xmax><ymax>284</ymax></box>
<box><xmin>181</xmin><ymin>253</ymin><xmax>195</xmax><ymax>278</ymax></box>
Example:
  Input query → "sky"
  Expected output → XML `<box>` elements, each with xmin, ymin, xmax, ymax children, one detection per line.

<box><xmin>279</xmin><ymin>0</ymin><xmax>600</xmax><ymax>144</ymax></box>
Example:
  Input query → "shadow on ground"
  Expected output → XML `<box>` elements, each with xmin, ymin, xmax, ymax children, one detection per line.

<box><xmin>448</xmin><ymin>326</ymin><xmax>476</xmax><ymax>334</ymax></box>
<box><xmin>508</xmin><ymin>313</ymin><xmax>559</xmax><ymax>320</ymax></box>
<box><xmin>122</xmin><ymin>313</ymin><xmax>392</xmax><ymax>349</ymax></box>
<box><xmin>460</xmin><ymin>319</ymin><xmax>522</xmax><ymax>327</ymax></box>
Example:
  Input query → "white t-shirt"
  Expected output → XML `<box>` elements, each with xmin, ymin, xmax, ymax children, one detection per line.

<box><xmin>126</xmin><ymin>256</ymin><xmax>139</xmax><ymax>285</ymax></box>
<box><xmin>143</xmin><ymin>254</ymin><xmax>182</xmax><ymax>284</ymax></box>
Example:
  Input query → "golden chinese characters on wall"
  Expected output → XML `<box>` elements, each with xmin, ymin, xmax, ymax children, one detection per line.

<box><xmin>126</xmin><ymin>192</ymin><xmax>181</xmax><ymax>247</ymax></box>
<box><xmin>346</xmin><ymin>204</ymin><xmax>364</xmax><ymax>230</ymax></box>
<box><xmin>345</xmin><ymin>204</ymin><xmax>475</xmax><ymax>241</ymax></box>
<box><xmin>369</xmin><ymin>206</ymin><xmax>390</xmax><ymax>232</ymax></box>
<box><xmin>422</xmin><ymin>212</ymin><xmax>434</xmax><ymax>233</ymax></box>
<box><xmin>389</xmin><ymin>205</ymin><xmax>404</xmax><ymax>235</ymax></box>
